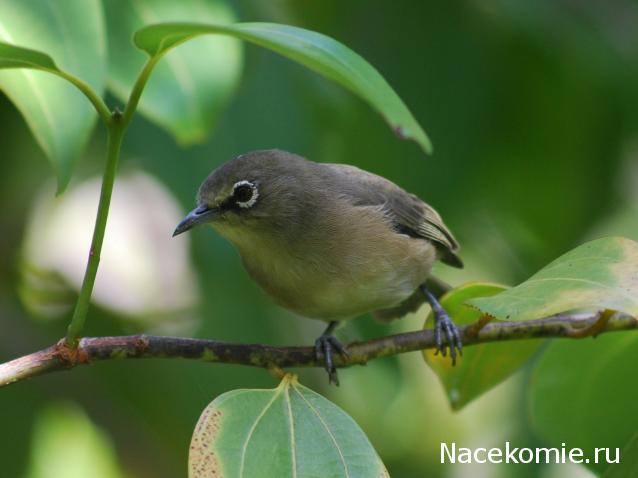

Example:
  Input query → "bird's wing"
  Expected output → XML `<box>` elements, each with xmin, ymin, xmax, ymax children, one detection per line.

<box><xmin>325</xmin><ymin>164</ymin><xmax>463</xmax><ymax>268</ymax></box>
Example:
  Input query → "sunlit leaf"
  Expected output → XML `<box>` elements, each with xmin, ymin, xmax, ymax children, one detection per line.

<box><xmin>0</xmin><ymin>43</ymin><xmax>57</xmax><ymax>70</ymax></box>
<box><xmin>469</xmin><ymin>237</ymin><xmax>638</xmax><ymax>321</ymax></box>
<box><xmin>105</xmin><ymin>0</ymin><xmax>242</xmax><ymax>145</ymax></box>
<box><xmin>189</xmin><ymin>374</ymin><xmax>389</xmax><ymax>478</ymax></box>
<box><xmin>134</xmin><ymin>22</ymin><xmax>432</xmax><ymax>153</ymax></box>
<box><xmin>26</xmin><ymin>402</ymin><xmax>127</xmax><ymax>478</ymax></box>
<box><xmin>0</xmin><ymin>0</ymin><xmax>106</xmax><ymax>192</ymax></box>
<box><xmin>529</xmin><ymin>334</ymin><xmax>638</xmax><ymax>474</ymax></box>
<box><xmin>424</xmin><ymin>283</ymin><xmax>541</xmax><ymax>410</ymax></box>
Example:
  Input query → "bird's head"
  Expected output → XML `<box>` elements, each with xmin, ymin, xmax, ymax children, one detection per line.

<box><xmin>173</xmin><ymin>149</ymin><xmax>314</xmax><ymax>241</ymax></box>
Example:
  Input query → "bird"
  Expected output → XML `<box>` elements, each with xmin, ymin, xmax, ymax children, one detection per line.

<box><xmin>173</xmin><ymin>149</ymin><xmax>463</xmax><ymax>384</ymax></box>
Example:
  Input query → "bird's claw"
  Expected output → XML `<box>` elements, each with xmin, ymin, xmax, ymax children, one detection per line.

<box><xmin>314</xmin><ymin>334</ymin><xmax>348</xmax><ymax>386</ymax></box>
<box><xmin>421</xmin><ymin>285</ymin><xmax>463</xmax><ymax>365</ymax></box>
<box><xmin>433</xmin><ymin>309</ymin><xmax>463</xmax><ymax>365</ymax></box>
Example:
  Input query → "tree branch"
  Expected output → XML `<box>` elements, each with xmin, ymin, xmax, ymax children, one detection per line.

<box><xmin>1</xmin><ymin>310</ymin><xmax>636</xmax><ymax>387</ymax></box>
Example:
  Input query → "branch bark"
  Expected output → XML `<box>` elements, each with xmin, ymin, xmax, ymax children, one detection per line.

<box><xmin>1</xmin><ymin>310</ymin><xmax>636</xmax><ymax>387</ymax></box>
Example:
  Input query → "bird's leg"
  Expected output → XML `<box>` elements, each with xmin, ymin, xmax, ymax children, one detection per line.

<box><xmin>314</xmin><ymin>321</ymin><xmax>348</xmax><ymax>385</ymax></box>
<box><xmin>420</xmin><ymin>285</ymin><xmax>463</xmax><ymax>365</ymax></box>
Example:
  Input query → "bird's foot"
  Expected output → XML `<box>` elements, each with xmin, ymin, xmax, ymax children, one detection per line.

<box><xmin>314</xmin><ymin>323</ymin><xmax>348</xmax><ymax>385</ymax></box>
<box><xmin>432</xmin><ymin>308</ymin><xmax>463</xmax><ymax>364</ymax></box>
<box><xmin>421</xmin><ymin>285</ymin><xmax>463</xmax><ymax>365</ymax></box>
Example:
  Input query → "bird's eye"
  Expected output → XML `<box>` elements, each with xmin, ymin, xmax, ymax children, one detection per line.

<box><xmin>232</xmin><ymin>180</ymin><xmax>258</xmax><ymax>208</ymax></box>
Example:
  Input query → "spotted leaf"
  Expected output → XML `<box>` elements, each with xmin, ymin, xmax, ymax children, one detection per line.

<box><xmin>189</xmin><ymin>374</ymin><xmax>389</xmax><ymax>478</ymax></box>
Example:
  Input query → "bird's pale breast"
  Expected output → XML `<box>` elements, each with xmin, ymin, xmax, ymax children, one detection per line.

<box><xmin>214</xmin><ymin>202</ymin><xmax>436</xmax><ymax>321</ymax></box>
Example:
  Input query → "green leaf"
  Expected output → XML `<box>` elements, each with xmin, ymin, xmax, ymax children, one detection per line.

<box><xmin>105</xmin><ymin>0</ymin><xmax>242</xmax><ymax>145</ymax></box>
<box><xmin>189</xmin><ymin>374</ymin><xmax>389</xmax><ymax>478</ymax></box>
<box><xmin>134</xmin><ymin>22</ymin><xmax>432</xmax><ymax>154</ymax></box>
<box><xmin>603</xmin><ymin>434</ymin><xmax>638</xmax><ymax>478</ymax></box>
<box><xmin>469</xmin><ymin>237</ymin><xmax>638</xmax><ymax>321</ymax></box>
<box><xmin>423</xmin><ymin>283</ymin><xmax>541</xmax><ymax>410</ymax></box>
<box><xmin>0</xmin><ymin>42</ymin><xmax>57</xmax><ymax>70</ymax></box>
<box><xmin>0</xmin><ymin>0</ymin><xmax>107</xmax><ymax>192</ymax></box>
<box><xmin>26</xmin><ymin>402</ymin><xmax>127</xmax><ymax>478</ymax></box>
<box><xmin>529</xmin><ymin>333</ymin><xmax>638</xmax><ymax>474</ymax></box>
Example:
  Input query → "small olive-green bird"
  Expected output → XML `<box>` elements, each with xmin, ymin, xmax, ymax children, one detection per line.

<box><xmin>174</xmin><ymin>149</ymin><xmax>462</xmax><ymax>383</ymax></box>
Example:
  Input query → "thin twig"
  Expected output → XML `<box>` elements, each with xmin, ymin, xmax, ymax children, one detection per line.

<box><xmin>1</xmin><ymin>310</ymin><xmax>636</xmax><ymax>387</ymax></box>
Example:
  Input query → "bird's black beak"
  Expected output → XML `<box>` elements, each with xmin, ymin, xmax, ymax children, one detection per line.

<box><xmin>173</xmin><ymin>205</ymin><xmax>219</xmax><ymax>237</ymax></box>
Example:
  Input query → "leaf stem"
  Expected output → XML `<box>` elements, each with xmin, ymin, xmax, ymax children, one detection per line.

<box><xmin>64</xmin><ymin>114</ymin><xmax>124</xmax><ymax>346</ymax></box>
<box><xmin>54</xmin><ymin>70</ymin><xmax>111</xmax><ymax>124</ymax></box>
<box><xmin>121</xmin><ymin>56</ymin><xmax>160</xmax><ymax>129</ymax></box>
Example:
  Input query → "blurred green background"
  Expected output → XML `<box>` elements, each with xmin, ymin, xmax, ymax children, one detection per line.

<box><xmin>1</xmin><ymin>1</ymin><xmax>637</xmax><ymax>477</ymax></box>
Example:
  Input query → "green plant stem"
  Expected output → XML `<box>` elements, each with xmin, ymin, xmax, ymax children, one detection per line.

<box><xmin>64</xmin><ymin>117</ymin><xmax>124</xmax><ymax>346</ymax></box>
<box><xmin>63</xmin><ymin>57</ymin><xmax>164</xmax><ymax>346</ymax></box>
<box><xmin>121</xmin><ymin>57</ymin><xmax>160</xmax><ymax>128</ymax></box>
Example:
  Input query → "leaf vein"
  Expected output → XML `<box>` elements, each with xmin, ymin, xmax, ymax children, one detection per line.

<box><xmin>292</xmin><ymin>385</ymin><xmax>350</xmax><ymax>478</ymax></box>
<box><xmin>285</xmin><ymin>387</ymin><xmax>297</xmax><ymax>478</ymax></box>
<box><xmin>239</xmin><ymin>389</ymin><xmax>282</xmax><ymax>478</ymax></box>
<box><xmin>524</xmin><ymin>277</ymin><xmax>636</xmax><ymax>303</ymax></box>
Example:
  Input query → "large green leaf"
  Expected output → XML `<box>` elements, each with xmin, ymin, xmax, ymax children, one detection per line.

<box><xmin>603</xmin><ymin>434</ymin><xmax>638</xmax><ymax>478</ymax></box>
<box><xmin>189</xmin><ymin>375</ymin><xmax>389</xmax><ymax>478</ymax></box>
<box><xmin>469</xmin><ymin>237</ymin><xmax>638</xmax><ymax>321</ymax></box>
<box><xmin>133</xmin><ymin>22</ymin><xmax>432</xmax><ymax>154</ymax></box>
<box><xmin>0</xmin><ymin>0</ymin><xmax>106</xmax><ymax>192</ymax></box>
<box><xmin>424</xmin><ymin>283</ymin><xmax>541</xmax><ymax>410</ymax></box>
<box><xmin>529</xmin><ymin>333</ymin><xmax>638</xmax><ymax>474</ymax></box>
<box><xmin>105</xmin><ymin>0</ymin><xmax>242</xmax><ymax>145</ymax></box>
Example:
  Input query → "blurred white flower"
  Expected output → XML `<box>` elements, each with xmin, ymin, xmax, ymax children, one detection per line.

<box><xmin>20</xmin><ymin>170</ymin><xmax>199</xmax><ymax>333</ymax></box>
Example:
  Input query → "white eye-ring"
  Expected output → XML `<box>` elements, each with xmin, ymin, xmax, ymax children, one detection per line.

<box><xmin>232</xmin><ymin>180</ymin><xmax>259</xmax><ymax>208</ymax></box>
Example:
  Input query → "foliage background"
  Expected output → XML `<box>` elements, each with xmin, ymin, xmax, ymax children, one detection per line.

<box><xmin>1</xmin><ymin>1</ymin><xmax>637</xmax><ymax>477</ymax></box>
